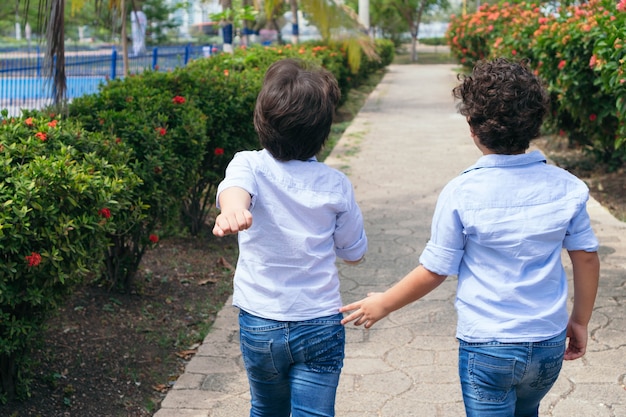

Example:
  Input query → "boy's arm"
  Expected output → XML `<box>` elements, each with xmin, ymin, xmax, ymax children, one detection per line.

<box><xmin>340</xmin><ymin>265</ymin><xmax>447</xmax><ymax>328</ymax></box>
<box><xmin>564</xmin><ymin>249</ymin><xmax>600</xmax><ymax>360</ymax></box>
<box><xmin>212</xmin><ymin>187</ymin><xmax>253</xmax><ymax>237</ymax></box>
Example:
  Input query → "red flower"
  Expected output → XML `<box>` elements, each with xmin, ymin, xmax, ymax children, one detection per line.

<box><xmin>35</xmin><ymin>132</ymin><xmax>47</xmax><ymax>141</ymax></box>
<box><xmin>172</xmin><ymin>96</ymin><xmax>186</xmax><ymax>104</ymax></box>
<box><xmin>214</xmin><ymin>147</ymin><xmax>225</xmax><ymax>156</ymax></box>
<box><xmin>115</xmin><ymin>137</ymin><xmax>122</xmax><ymax>144</ymax></box>
<box><xmin>24</xmin><ymin>117</ymin><xmax>34</xmax><ymax>126</ymax></box>
<box><xmin>98</xmin><ymin>208</ymin><xmax>111</xmax><ymax>219</ymax></box>
<box><xmin>558</xmin><ymin>60</ymin><xmax>567</xmax><ymax>70</ymax></box>
<box><xmin>48</xmin><ymin>120</ymin><xmax>58</xmax><ymax>128</ymax></box>
<box><xmin>223</xmin><ymin>69</ymin><xmax>229</xmax><ymax>77</ymax></box>
<box><xmin>589</xmin><ymin>114</ymin><xmax>597</xmax><ymax>121</ymax></box>
<box><xmin>149</xmin><ymin>234</ymin><xmax>159</xmax><ymax>243</ymax></box>
<box><xmin>25</xmin><ymin>252</ymin><xmax>42</xmax><ymax>267</ymax></box>
<box><xmin>156</xmin><ymin>127</ymin><xmax>167</xmax><ymax>136</ymax></box>
<box><xmin>618</xmin><ymin>0</ymin><xmax>626</xmax><ymax>11</ymax></box>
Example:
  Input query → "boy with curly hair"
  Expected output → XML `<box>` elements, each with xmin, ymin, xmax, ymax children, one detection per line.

<box><xmin>213</xmin><ymin>58</ymin><xmax>367</xmax><ymax>417</ymax></box>
<box><xmin>340</xmin><ymin>58</ymin><xmax>600</xmax><ymax>417</ymax></box>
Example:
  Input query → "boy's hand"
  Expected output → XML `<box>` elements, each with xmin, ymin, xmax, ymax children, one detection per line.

<box><xmin>339</xmin><ymin>292</ymin><xmax>388</xmax><ymax>328</ymax></box>
<box><xmin>564</xmin><ymin>320</ymin><xmax>588</xmax><ymax>360</ymax></box>
<box><xmin>213</xmin><ymin>209</ymin><xmax>253</xmax><ymax>237</ymax></box>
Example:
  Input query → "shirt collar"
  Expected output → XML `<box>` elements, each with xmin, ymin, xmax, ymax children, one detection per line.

<box><xmin>463</xmin><ymin>150</ymin><xmax>547</xmax><ymax>174</ymax></box>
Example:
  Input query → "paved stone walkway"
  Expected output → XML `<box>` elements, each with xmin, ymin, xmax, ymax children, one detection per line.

<box><xmin>154</xmin><ymin>64</ymin><xmax>626</xmax><ymax>417</ymax></box>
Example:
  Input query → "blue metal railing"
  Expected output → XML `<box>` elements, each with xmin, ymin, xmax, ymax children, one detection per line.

<box><xmin>0</xmin><ymin>44</ymin><xmax>218</xmax><ymax>116</ymax></box>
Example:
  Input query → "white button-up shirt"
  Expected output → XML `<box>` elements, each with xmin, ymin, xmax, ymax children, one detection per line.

<box><xmin>419</xmin><ymin>150</ymin><xmax>599</xmax><ymax>342</ymax></box>
<box><xmin>217</xmin><ymin>149</ymin><xmax>367</xmax><ymax>321</ymax></box>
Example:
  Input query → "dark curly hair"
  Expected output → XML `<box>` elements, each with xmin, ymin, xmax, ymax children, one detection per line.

<box><xmin>452</xmin><ymin>58</ymin><xmax>549</xmax><ymax>154</ymax></box>
<box><xmin>254</xmin><ymin>58</ymin><xmax>340</xmax><ymax>161</ymax></box>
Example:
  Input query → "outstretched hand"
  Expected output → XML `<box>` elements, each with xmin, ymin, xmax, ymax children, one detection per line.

<box><xmin>213</xmin><ymin>209</ymin><xmax>253</xmax><ymax>237</ymax></box>
<box><xmin>339</xmin><ymin>292</ymin><xmax>388</xmax><ymax>329</ymax></box>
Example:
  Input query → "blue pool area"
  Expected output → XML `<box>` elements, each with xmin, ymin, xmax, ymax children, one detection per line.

<box><xmin>0</xmin><ymin>76</ymin><xmax>107</xmax><ymax>101</ymax></box>
<box><xmin>0</xmin><ymin>44</ymin><xmax>213</xmax><ymax>115</ymax></box>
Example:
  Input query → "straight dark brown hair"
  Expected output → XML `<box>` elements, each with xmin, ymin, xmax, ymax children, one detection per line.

<box><xmin>254</xmin><ymin>58</ymin><xmax>341</xmax><ymax>161</ymax></box>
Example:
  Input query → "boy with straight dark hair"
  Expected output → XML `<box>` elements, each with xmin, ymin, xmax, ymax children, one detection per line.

<box><xmin>213</xmin><ymin>58</ymin><xmax>368</xmax><ymax>417</ymax></box>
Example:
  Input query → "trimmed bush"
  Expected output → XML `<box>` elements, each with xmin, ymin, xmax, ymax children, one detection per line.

<box><xmin>0</xmin><ymin>111</ymin><xmax>140</xmax><ymax>401</ymax></box>
<box><xmin>69</xmin><ymin>71</ymin><xmax>209</xmax><ymax>290</ymax></box>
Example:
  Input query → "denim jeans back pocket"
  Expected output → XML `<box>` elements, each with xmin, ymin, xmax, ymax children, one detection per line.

<box><xmin>468</xmin><ymin>352</ymin><xmax>516</xmax><ymax>403</ymax></box>
<box><xmin>239</xmin><ymin>329</ymin><xmax>280</xmax><ymax>381</ymax></box>
<box><xmin>301</xmin><ymin>324</ymin><xmax>345</xmax><ymax>374</ymax></box>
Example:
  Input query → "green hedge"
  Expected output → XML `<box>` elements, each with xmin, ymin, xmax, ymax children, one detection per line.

<box><xmin>70</xmin><ymin>40</ymin><xmax>394</xmax><ymax>291</ymax></box>
<box><xmin>0</xmin><ymin>112</ymin><xmax>140</xmax><ymax>401</ymax></box>
<box><xmin>0</xmin><ymin>40</ymin><xmax>394</xmax><ymax>400</ymax></box>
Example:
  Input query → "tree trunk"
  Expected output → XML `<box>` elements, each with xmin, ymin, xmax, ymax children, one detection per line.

<box><xmin>290</xmin><ymin>0</ymin><xmax>299</xmax><ymax>45</ymax></box>
<box><xmin>243</xmin><ymin>0</ymin><xmax>251</xmax><ymax>45</ymax></box>
<box><xmin>411</xmin><ymin>31</ymin><xmax>417</xmax><ymax>62</ymax></box>
<box><xmin>46</xmin><ymin>0</ymin><xmax>67</xmax><ymax>110</ymax></box>
<box><xmin>121</xmin><ymin>0</ymin><xmax>129</xmax><ymax>76</ymax></box>
<box><xmin>411</xmin><ymin>1</ymin><xmax>427</xmax><ymax>63</ymax></box>
<box><xmin>222</xmin><ymin>0</ymin><xmax>234</xmax><ymax>53</ymax></box>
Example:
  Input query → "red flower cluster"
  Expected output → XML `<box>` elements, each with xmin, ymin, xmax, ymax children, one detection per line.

<box><xmin>48</xmin><ymin>120</ymin><xmax>58</xmax><ymax>128</ymax></box>
<box><xmin>172</xmin><ymin>96</ymin><xmax>186</xmax><ymax>104</ymax></box>
<box><xmin>24</xmin><ymin>117</ymin><xmax>34</xmax><ymax>126</ymax></box>
<box><xmin>98</xmin><ymin>208</ymin><xmax>112</xmax><ymax>219</ymax></box>
<box><xmin>156</xmin><ymin>127</ymin><xmax>167</xmax><ymax>136</ymax></box>
<box><xmin>35</xmin><ymin>132</ymin><xmax>47</xmax><ymax>141</ymax></box>
<box><xmin>149</xmin><ymin>234</ymin><xmax>159</xmax><ymax>243</ymax></box>
<box><xmin>25</xmin><ymin>252</ymin><xmax>42</xmax><ymax>267</ymax></box>
<box><xmin>214</xmin><ymin>147</ymin><xmax>225</xmax><ymax>156</ymax></box>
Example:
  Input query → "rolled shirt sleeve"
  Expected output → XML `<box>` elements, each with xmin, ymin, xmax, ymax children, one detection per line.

<box><xmin>563</xmin><ymin>195</ymin><xmax>599</xmax><ymax>252</ymax></box>
<box><xmin>334</xmin><ymin>178</ymin><xmax>368</xmax><ymax>261</ymax></box>
<box><xmin>419</xmin><ymin>182</ymin><xmax>465</xmax><ymax>276</ymax></box>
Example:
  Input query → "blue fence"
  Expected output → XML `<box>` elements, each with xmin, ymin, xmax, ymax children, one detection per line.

<box><xmin>0</xmin><ymin>44</ymin><xmax>218</xmax><ymax>116</ymax></box>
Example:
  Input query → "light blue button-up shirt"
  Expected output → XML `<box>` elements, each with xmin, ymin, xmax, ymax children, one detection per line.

<box><xmin>217</xmin><ymin>149</ymin><xmax>368</xmax><ymax>321</ymax></box>
<box><xmin>419</xmin><ymin>150</ymin><xmax>599</xmax><ymax>342</ymax></box>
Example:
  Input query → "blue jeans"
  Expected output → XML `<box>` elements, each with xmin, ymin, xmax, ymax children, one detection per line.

<box><xmin>238</xmin><ymin>310</ymin><xmax>345</xmax><ymax>417</ymax></box>
<box><xmin>458</xmin><ymin>330</ymin><xmax>566</xmax><ymax>417</ymax></box>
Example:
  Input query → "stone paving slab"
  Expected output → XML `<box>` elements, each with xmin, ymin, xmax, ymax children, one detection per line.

<box><xmin>154</xmin><ymin>64</ymin><xmax>626</xmax><ymax>417</ymax></box>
